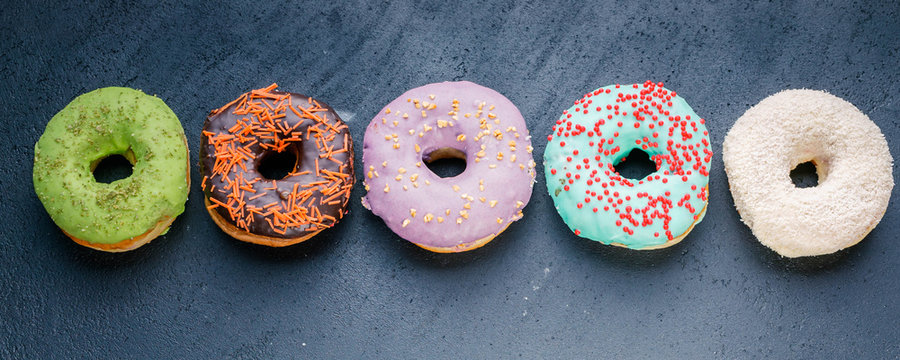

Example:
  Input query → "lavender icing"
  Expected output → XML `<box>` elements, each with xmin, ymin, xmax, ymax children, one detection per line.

<box><xmin>362</xmin><ymin>81</ymin><xmax>536</xmax><ymax>251</ymax></box>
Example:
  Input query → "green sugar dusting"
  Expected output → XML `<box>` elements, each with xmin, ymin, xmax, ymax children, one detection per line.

<box><xmin>33</xmin><ymin>87</ymin><xmax>189</xmax><ymax>244</ymax></box>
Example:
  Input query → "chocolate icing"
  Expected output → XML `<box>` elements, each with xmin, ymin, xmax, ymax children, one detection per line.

<box><xmin>200</xmin><ymin>86</ymin><xmax>354</xmax><ymax>239</ymax></box>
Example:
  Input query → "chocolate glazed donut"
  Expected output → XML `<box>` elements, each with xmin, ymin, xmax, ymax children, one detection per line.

<box><xmin>200</xmin><ymin>84</ymin><xmax>354</xmax><ymax>247</ymax></box>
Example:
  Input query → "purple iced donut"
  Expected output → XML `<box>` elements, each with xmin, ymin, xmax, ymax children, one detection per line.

<box><xmin>362</xmin><ymin>81</ymin><xmax>536</xmax><ymax>252</ymax></box>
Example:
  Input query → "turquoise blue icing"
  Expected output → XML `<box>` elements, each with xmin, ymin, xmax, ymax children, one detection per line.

<box><xmin>543</xmin><ymin>82</ymin><xmax>712</xmax><ymax>249</ymax></box>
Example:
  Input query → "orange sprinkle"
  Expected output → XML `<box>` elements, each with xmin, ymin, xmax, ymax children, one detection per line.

<box><xmin>321</xmin><ymin>191</ymin><xmax>345</xmax><ymax>204</ymax></box>
<box><xmin>209</xmin><ymin>197</ymin><xmax>230</xmax><ymax>209</ymax></box>
<box><xmin>301</xmin><ymin>181</ymin><xmax>329</xmax><ymax>188</ymax></box>
<box><xmin>203</xmin><ymin>83</ymin><xmax>353</xmax><ymax>236</ymax></box>
<box><xmin>212</xmin><ymin>94</ymin><xmax>247</xmax><ymax>115</ymax></box>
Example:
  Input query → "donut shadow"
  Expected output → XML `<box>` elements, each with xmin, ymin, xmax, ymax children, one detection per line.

<box><xmin>220</xmin><ymin>225</ymin><xmax>338</xmax><ymax>262</ymax></box>
<box><xmin>748</xmin><ymin>232</ymin><xmax>868</xmax><ymax>273</ymax></box>
<box><xmin>65</xmin><ymin>230</ymin><xmax>170</xmax><ymax>268</ymax></box>
<box><xmin>540</xmin><ymin>187</ymin><xmax>684</xmax><ymax>269</ymax></box>
<box><xmin>568</xmin><ymin>234</ymin><xmax>684</xmax><ymax>269</ymax></box>
<box><xmin>726</xmin><ymin>196</ymin><xmax>865</xmax><ymax>272</ymax></box>
<box><xmin>64</xmin><ymin>210</ymin><xmax>197</xmax><ymax>268</ymax></box>
<box><xmin>392</xmin><ymin>225</ymin><xmax>523</xmax><ymax>269</ymax></box>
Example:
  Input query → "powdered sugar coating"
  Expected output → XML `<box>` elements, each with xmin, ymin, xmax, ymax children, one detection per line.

<box><xmin>723</xmin><ymin>89</ymin><xmax>894</xmax><ymax>257</ymax></box>
<box><xmin>362</xmin><ymin>81</ymin><xmax>536</xmax><ymax>251</ymax></box>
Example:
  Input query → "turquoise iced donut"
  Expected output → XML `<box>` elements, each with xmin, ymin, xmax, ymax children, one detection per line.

<box><xmin>543</xmin><ymin>81</ymin><xmax>712</xmax><ymax>249</ymax></box>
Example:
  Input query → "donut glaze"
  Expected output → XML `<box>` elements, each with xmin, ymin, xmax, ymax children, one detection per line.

<box><xmin>544</xmin><ymin>81</ymin><xmax>712</xmax><ymax>249</ymax></box>
<box><xmin>200</xmin><ymin>84</ymin><xmax>354</xmax><ymax>246</ymax></box>
<box><xmin>33</xmin><ymin>87</ymin><xmax>189</xmax><ymax>251</ymax></box>
<box><xmin>362</xmin><ymin>81</ymin><xmax>536</xmax><ymax>252</ymax></box>
<box><xmin>723</xmin><ymin>89</ymin><xmax>893</xmax><ymax>257</ymax></box>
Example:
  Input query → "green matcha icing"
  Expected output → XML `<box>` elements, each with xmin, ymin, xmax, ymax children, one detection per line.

<box><xmin>543</xmin><ymin>82</ymin><xmax>712</xmax><ymax>249</ymax></box>
<box><xmin>33</xmin><ymin>87</ymin><xmax>189</xmax><ymax>244</ymax></box>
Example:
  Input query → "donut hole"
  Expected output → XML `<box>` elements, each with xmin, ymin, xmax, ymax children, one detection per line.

<box><xmin>790</xmin><ymin>161</ymin><xmax>819</xmax><ymax>188</ymax></box>
<box><xmin>424</xmin><ymin>147</ymin><xmax>467</xmax><ymax>178</ymax></box>
<box><xmin>258</xmin><ymin>145</ymin><xmax>301</xmax><ymax>180</ymax></box>
<box><xmin>613</xmin><ymin>149</ymin><xmax>656</xmax><ymax>180</ymax></box>
<box><xmin>91</xmin><ymin>151</ymin><xmax>135</xmax><ymax>184</ymax></box>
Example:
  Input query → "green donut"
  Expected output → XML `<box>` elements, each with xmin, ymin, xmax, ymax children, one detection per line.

<box><xmin>33</xmin><ymin>87</ymin><xmax>189</xmax><ymax>252</ymax></box>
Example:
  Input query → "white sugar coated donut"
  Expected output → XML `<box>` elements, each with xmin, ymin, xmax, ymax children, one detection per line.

<box><xmin>723</xmin><ymin>89</ymin><xmax>893</xmax><ymax>258</ymax></box>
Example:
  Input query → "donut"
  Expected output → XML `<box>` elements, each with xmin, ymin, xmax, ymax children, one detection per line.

<box><xmin>199</xmin><ymin>84</ymin><xmax>354</xmax><ymax>247</ymax></box>
<box><xmin>33</xmin><ymin>87</ymin><xmax>190</xmax><ymax>252</ymax></box>
<box><xmin>361</xmin><ymin>81</ymin><xmax>536</xmax><ymax>253</ymax></box>
<box><xmin>544</xmin><ymin>81</ymin><xmax>712</xmax><ymax>249</ymax></box>
<box><xmin>723</xmin><ymin>89</ymin><xmax>893</xmax><ymax>257</ymax></box>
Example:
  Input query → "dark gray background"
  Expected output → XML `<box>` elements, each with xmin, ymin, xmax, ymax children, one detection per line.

<box><xmin>2</xmin><ymin>0</ymin><xmax>898</xmax><ymax>358</ymax></box>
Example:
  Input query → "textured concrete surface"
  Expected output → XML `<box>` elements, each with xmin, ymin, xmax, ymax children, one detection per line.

<box><xmin>2</xmin><ymin>0</ymin><xmax>899</xmax><ymax>358</ymax></box>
